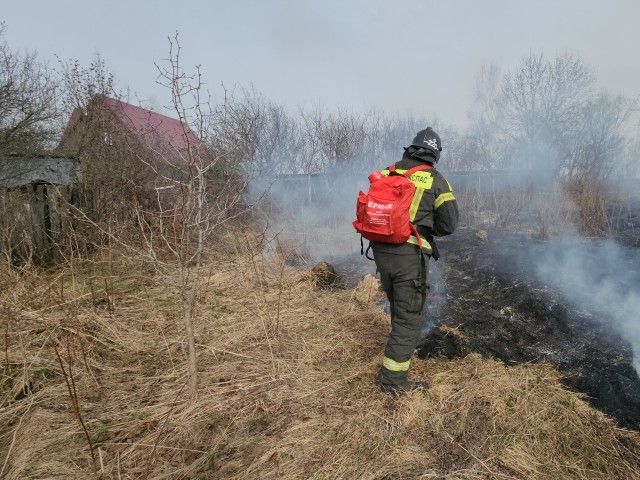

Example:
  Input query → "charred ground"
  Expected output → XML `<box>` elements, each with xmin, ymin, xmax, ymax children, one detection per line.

<box><xmin>417</xmin><ymin>228</ymin><xmax>640</xmax><ymax>430</ymax></box>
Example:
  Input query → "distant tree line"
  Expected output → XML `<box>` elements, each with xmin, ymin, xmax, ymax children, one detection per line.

<box><xmin>204</xmin><ymin>53</ymin><xmax>639</xmax><ymax>182</ymax></box>
<box><xmin>2</xmin><ymin>23</ymin><xmax>639</xmax><ymax>207</ymax></box>
<box><xmin>2</xmin><ymin>20</ymin><xmax>638</xmax><ymax>181</ymax></box>
<box><xmin>463</xmin><ymin>53</ymin><xmax>639</xmax><ymax>180</ymax></box>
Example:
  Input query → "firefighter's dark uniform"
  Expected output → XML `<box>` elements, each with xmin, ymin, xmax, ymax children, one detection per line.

<box><xmin>371</xmin><ymin>147</ymin><xmax>459</xmax><ymax>392</ymax></box>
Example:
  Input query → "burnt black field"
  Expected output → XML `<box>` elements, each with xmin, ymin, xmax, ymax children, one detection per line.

<box><xmin>330</xmin><ymin>225</ymin><xmax>640</xmax><ymax>431</ymax></box>
<box><xmin>417</xmin><ymin>228</ymin><xmax>640</xmax><ymax>430</ymax></box>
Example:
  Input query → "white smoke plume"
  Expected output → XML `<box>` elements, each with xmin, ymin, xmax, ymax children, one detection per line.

<box><xmin>248</xmin><ymin>171</ymin><xmax>368</xmax><ymax>257</ymax></box>
<box><xmin>534</xmin><ymin>237</ymin><xmax>640</xmax><ymax>374</ymax></box>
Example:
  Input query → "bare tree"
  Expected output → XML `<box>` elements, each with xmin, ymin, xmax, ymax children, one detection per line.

<box><xmin>133</xmin><ymin>34</ymin><xmax>251</xmax><ymax>397</ymax></box>
<box><xmin>57</xmin><ymin>54</ymin><xmax>120</xmax><ymax>123</ymax></box>
<box><xmin>500</xmin><ymin>52</ymin><xmax>594</xmax><ymax>173</ymax></box>
<box><xmin>0</xmin><ymin>23</ymin><xmax>59</xmax><ymax>155</ymax></box>
<box><xmin>318</xmin><ymin>108</ymin><xmax>367</xmax><ymax>169</ymax></box>
<box><xmin>208</xmin><ymin>86</ymin><xmax>299</xmax><ymax>176</ymax></box>
<box><xmin>296</xmin><ymin>105</ymin><xmax>327</xmax><ymax>174</ymax></box>
<box><xmin>377</xmin><ymin>113</ymin><xmax>433</xmax><ymax>164</ymax></box>
<box><xmin>565</xmin><ymin>92</ymin><xmax>637</xmax><ymax>180</ymax></box>
<box><xmin>464</xmin><ymin>63</ymin><xmax>508</xmax><ymax>171</ymax></box>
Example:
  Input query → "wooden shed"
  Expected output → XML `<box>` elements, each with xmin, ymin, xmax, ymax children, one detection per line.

<box><xmin>0</xmin><ymin>155</ymin><xmax>80</xmax><ymax>264</ymax></box>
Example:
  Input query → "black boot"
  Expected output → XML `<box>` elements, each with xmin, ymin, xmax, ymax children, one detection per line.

<box><xmin>378</xmin><ymin>369</ymin><xmax>429</xmax><ymax>394</ymax></box>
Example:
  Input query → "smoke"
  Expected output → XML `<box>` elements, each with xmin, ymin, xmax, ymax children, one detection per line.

<box><xmin>248</xmin><ymin>162</ymin><xmax>640</xmax><ymax>382</ymax></box>
<box><xmin>246</xmin><ymin>168</ymin><xmax>375</xmax><ymax>269</ymax></box>
<box><xmin>534</xmin><ymin>236</ymin><xmax>640</xmax><ymax>374</ymax></box>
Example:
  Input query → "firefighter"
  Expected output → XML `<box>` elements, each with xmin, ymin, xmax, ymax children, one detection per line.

<box><xmin>371</xmin><ymin>127</ymin><xmax>459</xmax><ymax>393</ymax></box>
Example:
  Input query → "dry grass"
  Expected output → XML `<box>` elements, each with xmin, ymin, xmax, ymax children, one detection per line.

<box><xmin>0</xmin><ymin>238</ymin><xmax>639</xmax><ymax>479</ymax></box>
<box><xmin>455</xmin><ymin>178</ymin><xmax>637</xmax><ymax>241</ymax></box>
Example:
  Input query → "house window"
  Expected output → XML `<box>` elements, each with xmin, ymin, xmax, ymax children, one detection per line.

<box><xmin>104</xmin><ymin>132</ymin><xmax>113</xmax><ymax>146</ymax></box>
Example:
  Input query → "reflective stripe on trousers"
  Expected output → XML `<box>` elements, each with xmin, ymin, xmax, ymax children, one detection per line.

<box><xmin>382</xmin><ymin>356</ymin><xmax>411</xmax><ymax>372</ymax></box>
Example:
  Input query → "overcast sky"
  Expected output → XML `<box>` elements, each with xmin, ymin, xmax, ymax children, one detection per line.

<box><xmin>2</xmin><ymin>0</ymin><xmax>639</xmax><ymax>128</ymax></box>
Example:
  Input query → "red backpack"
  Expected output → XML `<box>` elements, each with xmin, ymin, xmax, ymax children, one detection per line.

<box><xmin>353</xmin><ymin>164</ymin><xmax>432</xmax><ymax>248</ymax></box>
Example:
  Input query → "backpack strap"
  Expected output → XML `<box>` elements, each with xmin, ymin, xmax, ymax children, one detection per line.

<box><xmin>387</xmin><ymin>164</ymin><xmax>433</xmax><ymax>177</ymax></box>
<box><xmin>402</xmin><ymin>164</ymin><xmax>433</xmax><ymax>177</ymax></box>
<box><xmin>386</xmin><ymin>163</ymin><xmax>432</xmax><ymax>254</ymax></box>
<box><xmin>404</xmin><ymin>164</ymin><xmax>434</xmax><ymax>252</ymax></box>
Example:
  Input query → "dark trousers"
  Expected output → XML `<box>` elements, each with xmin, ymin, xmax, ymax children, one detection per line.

<box><xmin>373</xmin><ymin>249</ymin><xmax>430</xmax><ymax>384</ymax></box>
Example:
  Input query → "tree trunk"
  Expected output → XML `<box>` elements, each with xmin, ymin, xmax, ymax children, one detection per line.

<box><xmin>183</xmin><ymin>284</ymin><xmax>198</xmax><ymax>398</ymax></box>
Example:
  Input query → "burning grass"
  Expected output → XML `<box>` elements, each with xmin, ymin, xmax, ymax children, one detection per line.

<box><xmin>1</xmin><ymin>240</ymin><xmax>639</xmax><ymax>479</ymax></box>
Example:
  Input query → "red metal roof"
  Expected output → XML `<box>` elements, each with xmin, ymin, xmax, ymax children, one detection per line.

<box><xmin>61</xmin><ymin>95</ymin><xmax>204</xmax><ymax>155</ymax></box>
<box><xmin>99</xmin><ymin>95</ymin><xmax>201</xmax><ymax>151</ymax></box>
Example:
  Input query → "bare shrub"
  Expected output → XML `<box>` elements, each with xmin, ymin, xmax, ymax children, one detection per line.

<box><xmin>0</xmin><ymin>24</ymin><xmax>60</xmax><ymax>155</ymax></box>
<box><xmin>565</xmin><ymin>179</ymin><xmax>614</xmax><ymax>237</ymax></box>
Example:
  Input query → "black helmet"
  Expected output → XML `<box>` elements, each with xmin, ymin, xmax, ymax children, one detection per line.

<box><xmin>411</xmin><ymin>127</ymin><xmax>442</xmax><ymax>162</ymax></box>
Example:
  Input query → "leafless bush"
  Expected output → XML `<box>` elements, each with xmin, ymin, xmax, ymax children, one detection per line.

<box><xmin>0</xmin><ymin>23</ymin><xmax>60</xmax><ymax>156</ymax></box>
<box><xmin>565</xmin><ymin>178</ymin><xmax>613</xmax><ymax>237</ymax></box>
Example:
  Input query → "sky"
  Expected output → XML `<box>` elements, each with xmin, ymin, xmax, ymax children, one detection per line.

<box><xmin>2</xmin><ymin>0</ymin><xmax>640</xmax><ymax>128</ymax></box>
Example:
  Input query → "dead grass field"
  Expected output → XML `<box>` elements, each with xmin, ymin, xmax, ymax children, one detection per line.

<box><xmin>1</xmin><ymin>232</ymin><xmax>639</xmax><ymax>479</ymax></box>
